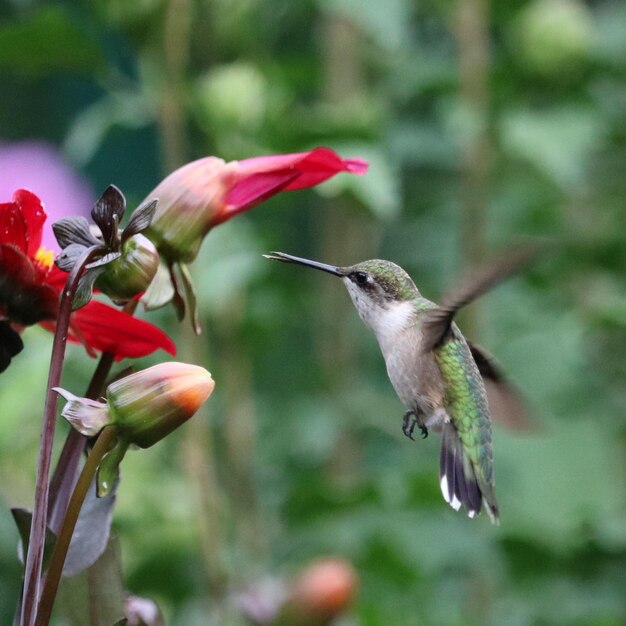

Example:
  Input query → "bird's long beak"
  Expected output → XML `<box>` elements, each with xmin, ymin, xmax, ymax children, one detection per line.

<box><xmin>263</xmin><ymin>252</ymin><xmax>343</xmax><ymax>276</ymax></box>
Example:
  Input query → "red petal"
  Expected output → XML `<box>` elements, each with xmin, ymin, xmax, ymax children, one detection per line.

<box><xmin>225</xmin><ymin>147</ymin><xmax>368</xmax><ymax>211</ymax></box>
<box><xmin>67</xmin><ymin>300</ymin><xmax>176</xmax><ymax>359</ymax></box>
<box><xmin>0</xmin><ymin>244</ymin><xmax>36</xmax><ymax>288</ymax></box>
<box><xmin>13</xmin><ymin>189</ymin><xmax>47</xmax><ymax>257</ymax></box>
<box><xmin>0</xmin><ymin>202</ymin><xmax>28</xmax><ymax>252</ymax></box>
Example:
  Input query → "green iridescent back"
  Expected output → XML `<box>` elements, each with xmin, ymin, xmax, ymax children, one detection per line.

<box><xmin>434</xmin><ymin>327</ymin><xmax>496</xmax><ymax>502</ymax></box>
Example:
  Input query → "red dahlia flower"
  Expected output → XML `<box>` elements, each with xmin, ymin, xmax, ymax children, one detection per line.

<box><xmin>0</xmin><ymin>190</ymin><xmax>174</xmax><ymax>371</ymax></box>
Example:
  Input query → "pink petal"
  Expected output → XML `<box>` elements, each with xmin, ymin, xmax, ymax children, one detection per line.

<box><xmin>225</xmin><ymin>147</ymin><xmax>368</xmax><ymax>211</ymax></box>
<box><xmin>218</xmin><ymin>170</ymin><xmax>300</xmax><ymax>222</ymax></box>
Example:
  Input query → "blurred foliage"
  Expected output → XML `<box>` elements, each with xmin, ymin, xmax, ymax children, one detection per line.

<box><xmin>0</xmin><ymin>0</ymin><xmax>625</xmax><ymax>624</ymax></box>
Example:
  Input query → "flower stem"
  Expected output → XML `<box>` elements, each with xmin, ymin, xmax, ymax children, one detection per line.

<box><xmin>35</xmin><ymin>425</ymin><xmax>120</xmax><ymax>626</ymax></box>
<box><xmin>20</xmin><ymin>245</ymin><xmax>102</xmax><ymax>626</ymax></box>
<box><xmin>47</xmin><ymin>352</ymin><xmax>115</xmax><ymax>533</ymax></box>
<box><xmin>47</xmin><ymin>299</ymin><xmax>138</xmax><ymax>531</ymax></box>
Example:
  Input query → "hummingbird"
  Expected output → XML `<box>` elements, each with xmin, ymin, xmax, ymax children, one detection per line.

<box><xmin>265</xmin><ymin>249</ymin><xmax>535</xmax><ymax>523</ymax></box>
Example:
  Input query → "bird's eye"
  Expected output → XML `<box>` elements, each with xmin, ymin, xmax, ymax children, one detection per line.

<box><xmin>354</xmin><ymin>271</ymin><xmax>368</xmax><ymax>285</ymax></box>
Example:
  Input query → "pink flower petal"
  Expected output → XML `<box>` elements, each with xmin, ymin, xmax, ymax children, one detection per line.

<box><xmin>225</xmin><ymin>147</ymin><xmax>368</xmax><ymax>213</ymax></box>
<box><xmin>219</xmin><ymin>170</ymin><xmax>300</xmax><ymax>222</ymax></box>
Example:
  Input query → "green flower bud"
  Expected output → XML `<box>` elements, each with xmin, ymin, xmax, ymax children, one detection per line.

<box><xmin>55</xmin><ymin>362</ymin><xmax>215</xmax><ymax>497</ymax></box>
<box><xmin>94</xmin><ymin>233</ymin><xmax>160</xmax><ymax>304</ymax></box>
<box><xmin>106</xmin><ymin>362</ymin><xmax>214</xmax><ymax>448</ymax></box>
<box><xmin>144</xmin><ymin>157</ymin><xmax>236</xmax><ymax>264</ymax></box>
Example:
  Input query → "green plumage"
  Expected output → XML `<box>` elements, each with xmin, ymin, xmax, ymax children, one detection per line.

<box><xmin>434</xmin><ymin>328</ymin><xmax>497</xmax><ymax>515</ymax></box>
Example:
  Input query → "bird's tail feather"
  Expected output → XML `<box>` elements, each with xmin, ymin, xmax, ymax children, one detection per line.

<box><xmin>439</xmin><ymin>422</ymin><xmax>499</xmax><ymax>524</ymax></box>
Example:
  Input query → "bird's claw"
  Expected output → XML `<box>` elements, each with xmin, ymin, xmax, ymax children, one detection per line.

<box><xmin>402</xmin><ymin>418</ymin><xmax>415</xmax><ymax>441</ymax></box>
<box><xmin>402</xmin><ymin>411</ymin><xmax>428</xmax><ymax>441</ymax></box>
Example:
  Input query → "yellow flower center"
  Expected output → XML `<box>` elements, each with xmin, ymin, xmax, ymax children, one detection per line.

<box><xmin>34</xmin><ymin>247</ymin><xmax>54</xmax><ymax>271</ymax></box>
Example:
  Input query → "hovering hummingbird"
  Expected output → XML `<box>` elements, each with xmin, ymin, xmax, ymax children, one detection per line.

<box><xmin>265</xmin><ymin>249</ymin><xmax>535</xmax><ymax>523</ymax></box>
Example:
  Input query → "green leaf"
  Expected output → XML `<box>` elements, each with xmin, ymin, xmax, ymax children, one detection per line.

<box><xmin>73</xmin><ymin>267</ymin><xmax>105</xmax><ymax>311</ymax></box>
<box><xmin>123</xmin><ymin>200</ymin><xmax>158</xmax><ymax>242</ymax></box>
<box><xmin>64</xmin><ymin>477</ymin><xmax>118</xmax><ymax>577</ymax></box>
<box><xmin>178</xmin><ymin>263</ymin><xmax>201</xmax><ymax>335</ymax></box>
<box><xmin>499</xmin><ymin>106</ymin><xmax>607</xmax><ymax>191</ymax></box>
<box><xmin>11</xmin><ymin>508</ymin><xmax>56</xmax><ymax>571</ymax></box>
<box><xmin>141</xmin><ymin>260</ymin><xmax>175</xmax><ymax>311</ymax></box>
<box><xmin>0</xmin><ymin>7</ymin><xmax>105</xmax><ymax>77</ymax></box>
<box><xmin>96</xmin><ymin>440</ymin><xmax>128</xmax><ymax>498</ymax></box>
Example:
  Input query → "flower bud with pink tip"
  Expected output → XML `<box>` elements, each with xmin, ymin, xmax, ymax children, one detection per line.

<box><xmin>54</xmin><ymin>362</ymin><xmax>214</xmax><ymax>495</ymax></box>
<box><xmin>145</xmin><ymin>148</ymin><xmax>367</xmax><ymax>265</ymax></box>
<box><xmin>141</xmin><ymin>148</ymin><xmax>367</xmax><ymax>331</ymax></box>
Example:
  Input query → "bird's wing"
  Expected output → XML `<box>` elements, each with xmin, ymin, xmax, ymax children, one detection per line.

<box><xmin>468</xmin><ymin>341</ymin><xmax>534</xmax><ymax>431</ymax></box>
<box><xmin>421</xmin><ymin>246</ymin><xmax>538</xmax><ymax>353</ymax></box>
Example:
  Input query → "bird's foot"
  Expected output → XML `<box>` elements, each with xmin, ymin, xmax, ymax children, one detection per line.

<box><xmin>402</xmin><ymin>411</ymin><xmax>428</xmax><ymax>441</ymax></box>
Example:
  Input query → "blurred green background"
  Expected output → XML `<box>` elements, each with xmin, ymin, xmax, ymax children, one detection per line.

<box><xmin>0</xmin><ymin>0</ymin><xmax>625</xmax><ymax>624</ymax></box>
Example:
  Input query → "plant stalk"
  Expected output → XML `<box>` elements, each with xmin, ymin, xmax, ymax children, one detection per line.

<box><xmin>47</xmin><ymin>299</ymin><xmax>137</xmax><ymax>534</ymax></box>
<box><xmin>35</xmin><ymin>425</ymin><xmax>120</xmax><ymax>626</ymax></box>
<box><xmin>47</xmin><ymin>353</ymin><xmax>115</xmax><ymax>534</ymax></box>
<box><xmin>20</xmin><ymin>245</ymin><xmax>101</xmax><ymax>626</ymax></box>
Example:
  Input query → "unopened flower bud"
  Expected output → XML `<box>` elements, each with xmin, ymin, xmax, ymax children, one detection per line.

<box><xmin>146</xmin><ymin>157</ymin><xmax>235</xmax><ymax>264</ymax></box>
<box><xmin>94</xmin><ymin>233</ymin><xmax>160</xmax><ymax>303</ymax></box>
<box><xmin>55</xmin><ymin>362</ymin><xmax>215</xmax><ymax>497</ymax></box>
<box><xmin>141</xmin><ymin>149</ymin><xmax>367</xmax><ymax>331</ymax></box>
<box><xmin>281</xmin><ymin>558</ymin><xmax>358</xmax><ymax>625</ymax></box>
<box><xmin>106</xmin><ymin>362</ymin><xmax>214</xmax><ymax>447</ymax></box>
<box><xmin>144</xmin><ymin>148</ymin><xmax>368</xmax><ymax>266</ymax></box>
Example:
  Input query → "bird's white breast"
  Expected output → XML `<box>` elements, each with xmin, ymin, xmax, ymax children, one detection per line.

<box><xmin>370</xmin><ymin>300</ymin><xmax>416</xmax><ymax>347</ymax></box>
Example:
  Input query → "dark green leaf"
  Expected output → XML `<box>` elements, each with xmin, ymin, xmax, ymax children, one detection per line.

<box><xmin>86</xmin><ymin>251</ymin><xmax>122</xmax><ymax>270</ymax></box>
<box><xmin>53</xmin><ymin>217</ymin><xmax>100</xmax><ymax>250</ymax></box>
<box><xmin>122</xmin><ymin>199</ymin><xmax>158</xmax><ymax>242</ymax></box>
<box><xmin>96</xmin><ymin>440</ymin><xmax>128</xmax><ymax>498</ymax></box>
<box><xmin>72</xmin><ymin>267</ymin><xmax>104</xmax><ymax>310</ymax></box>
<box><xmin>55</xmin><ymin>243</ymin><xmax>88</xmax><ymax>272</ymax></box>
<box><xmin>63</xmin><ymin>476</ymin><xmax>117</xmax><ymax>577</ymax></box>
<box><xmin>11</xmin><ymin>508</ymin><xmax>56</xmax><ymax>571</ymax></box>
<box><xmin>91</xmin><ymin>186</ymin><xmax>126</xmax><ymax>249</ymax></box>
